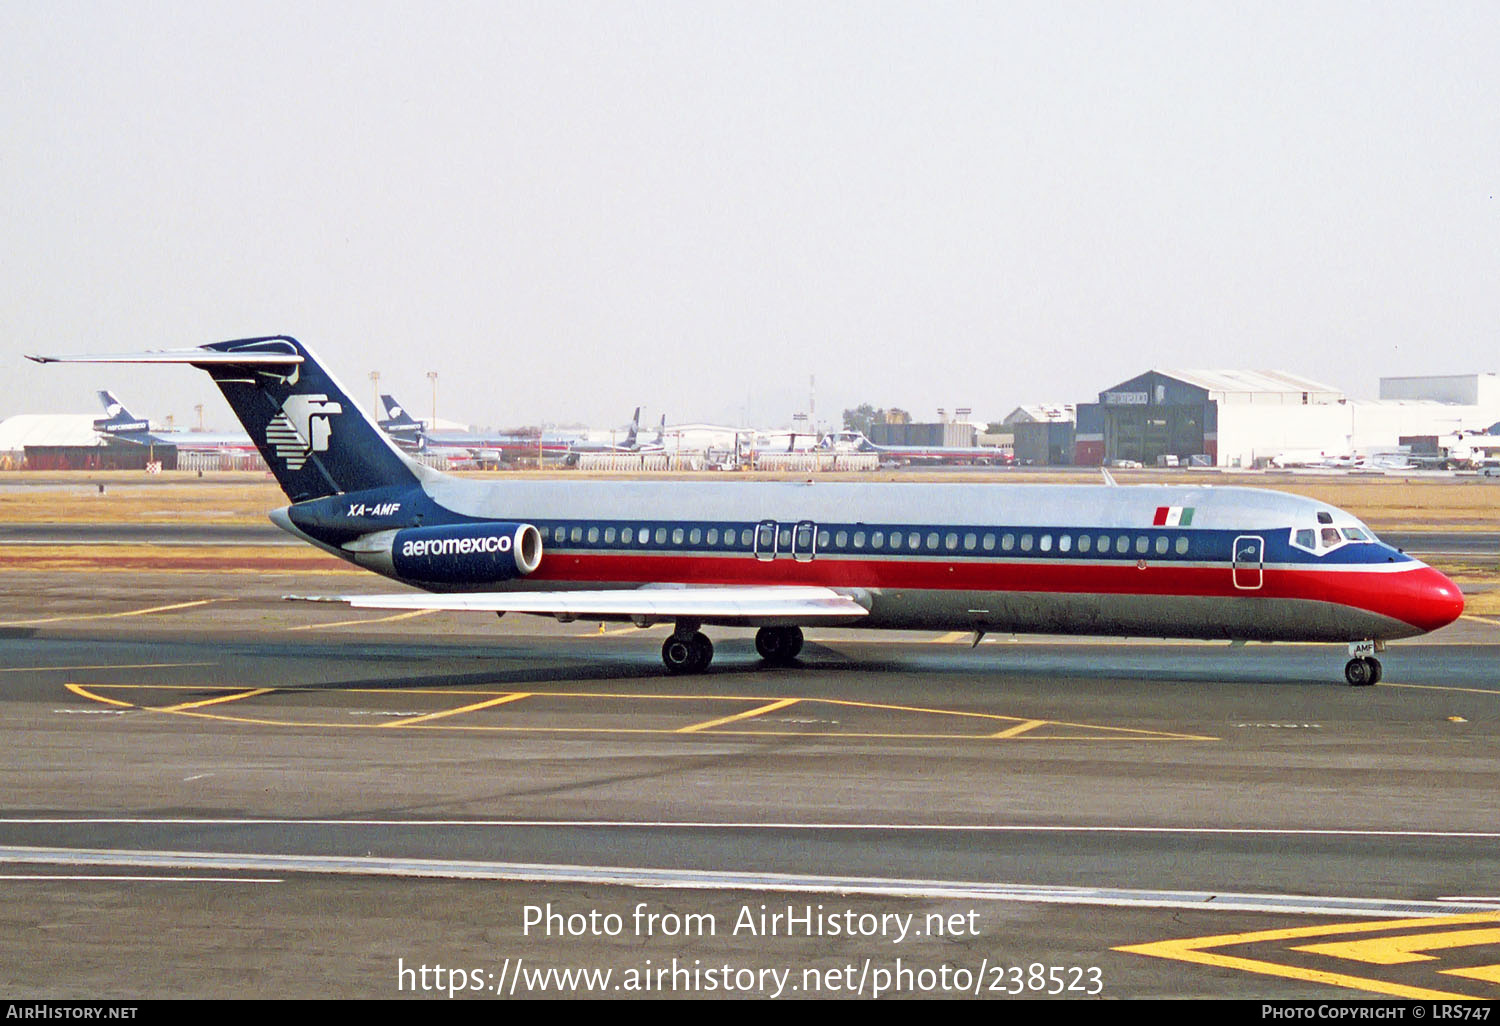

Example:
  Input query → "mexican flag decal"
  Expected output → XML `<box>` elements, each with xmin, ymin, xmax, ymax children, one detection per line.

<box><xmin>1153</xmin><ymin>506</ymin><xmax>1194</xmax><ymax>526</ymax></box>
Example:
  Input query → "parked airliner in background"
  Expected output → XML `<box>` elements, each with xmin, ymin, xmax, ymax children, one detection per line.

<box><xmin>377</xmin><ymin>393</ymin><xmax>580</xmax><ymax>465</ymax></box>
<box><xmin>93</xmin><ymin>390</ymin><xmax>255</xmax><ymax>453</ymax></box>
<box><xmin>560</xmin><ymin>408</ymin><xmax>647</xmax><ymax>465</ymax></box>
<box><xmin>822</xmin><ymin>429</ymin><xmax>1014</xmax><ymax>466</ymax></box>
<box><xmin>31</xmin><ymin>337</ymin><xmax>1463</xmax><ymax>685</ymax></box>
<box><xmin>1268</xmin><ymin>449</ymin><xmax>1417</xmax><ymax>472</ymax></box>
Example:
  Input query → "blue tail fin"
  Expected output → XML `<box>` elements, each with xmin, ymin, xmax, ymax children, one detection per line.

<box><xmin>196</xmin><ymin>337</ymin><xmax>422</xmax><ymax>500</ymax></box>
<box><xmin>30</xmin><ymin>336</ymin><xmax>425</xmax><ymax>502</ymax></box>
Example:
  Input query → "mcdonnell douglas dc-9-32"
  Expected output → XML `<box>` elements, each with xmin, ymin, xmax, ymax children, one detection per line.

<box><xmin>29</xmin><ymin>337</ymin><xmax>1464</xmax><ymax>685</ymax></box>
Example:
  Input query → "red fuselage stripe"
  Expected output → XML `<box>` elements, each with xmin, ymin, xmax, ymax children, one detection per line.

<box><xmin>526</xmin><ymin>552</ymin><xmax>1450</xmax><ymax>629</ymax></box>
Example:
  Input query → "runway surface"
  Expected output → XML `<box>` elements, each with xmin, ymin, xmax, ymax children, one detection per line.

<box><xmin>1</xmin><ymin>540</ymin><xmax>1498</xmax><ymax>999</ymax></box>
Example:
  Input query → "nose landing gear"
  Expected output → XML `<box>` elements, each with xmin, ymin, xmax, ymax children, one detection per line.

<box><xmin>1343</xmin><ymin>655</ymin><xmax>1382</xmax><ymax>686</ymax></box>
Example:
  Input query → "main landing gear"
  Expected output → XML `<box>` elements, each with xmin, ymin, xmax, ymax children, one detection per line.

<box><xmin>657</xmin><ymin>624</ymin><xmax>806</xmax><ymax>674</ymax></box>
<box><xmin>754</xmin><ymin>626</ymin><xmax>803</xmax><ymax>666</ymax></box>
<box><xmin>661</xmin><ymin>628</ymin><xmax>714</xmax><ymax>675</ymax></box>
<box><xmin>1344</xmin><ymin>656</ymin><xmax>1382</xmax><ymax>687</ymax></box>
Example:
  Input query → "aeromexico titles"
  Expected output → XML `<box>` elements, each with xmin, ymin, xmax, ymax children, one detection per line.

<box><xmin>30</xmin><ymin>336</ymin><xmax>1464</xmax><ymax>684</ymax></box>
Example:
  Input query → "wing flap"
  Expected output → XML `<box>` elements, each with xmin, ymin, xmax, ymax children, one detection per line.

<box><xmin>307</xmin><ymin>585</ymin><xmax>870</xmax><ymax>623</ymax></box>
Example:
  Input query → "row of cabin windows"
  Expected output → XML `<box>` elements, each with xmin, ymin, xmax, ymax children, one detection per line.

<box><xmin>544</xmin><ymin>523</ymin><xmax>1194</xmax><ymax>558</ymax></box>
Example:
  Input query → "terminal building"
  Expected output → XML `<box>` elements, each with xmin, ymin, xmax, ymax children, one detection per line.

<box><xmin>1356</xmin><ymin>373</ymin><xmax>1500</xmax><ymax>455</ymax></box>
<box><xmin>1074</xmin><ymin>370</ymin><xmax>1347</xmax><ymax>467</ymax></box>
<box><xmin>1002</xmin><ymin>404</ymin><xmax>1075</xmax><ymax>465</ymax></box>
<box><xmin>1073</xmin><ymin>369</ymin><xmax>1500</xmax><ymax>468</ymax></box>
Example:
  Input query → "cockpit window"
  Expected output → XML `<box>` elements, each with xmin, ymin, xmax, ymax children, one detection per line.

<box><xmin>1320</xmin><ymin>527</ymin><xmax>1342</xmax><ymax>548</ymax></box>
<box><xmin>1294</xmin><ymin>528</ymin><xmax>1316</xmax><ymax>549</ymax></box>
<box><xmin>1342</xmin><ymin>527</ymin><xmax>1371</xmax><ymax>541</ymax></box>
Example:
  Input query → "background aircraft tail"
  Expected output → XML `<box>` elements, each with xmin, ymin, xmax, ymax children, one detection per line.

<box><xmin>376</xmin><ymin>393</ymin><xmax>427</xmax><ymax>453</ymax></box>
<box><xmin>92</xmin><ymin>390</ymin><xmax>152</xmax><ymax>439</ymax></box>
<box><xmin>623</xmin><ymin>406</ymin><xmax>641</xmax><ymax>449</ymax></box>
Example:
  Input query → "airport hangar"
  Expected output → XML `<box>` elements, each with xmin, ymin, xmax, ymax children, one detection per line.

<box><xmin>1072</xmin><ymin>369</ymin><xmax>1500</xmax><ymax>468</ymax></box>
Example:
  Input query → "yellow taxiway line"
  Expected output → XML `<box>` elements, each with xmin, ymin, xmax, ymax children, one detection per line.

<box><xmin>381</xmin><ymin>693</ymin><xmax>531</xmax><ymax>728</ymax></box>
<box><xmin>64</xmin><ymin>683</ymin><xmax>1214</xmax><ymax>742</ymax></box>
<box><xmin>156</xmin><ymin>689</ymin><xmax>275</xmax><ymax>713</ymax></box>
<box><xmin>677</xmin><ymin>698</ymin><xmax>801</xmax><ymax>733</ymax></box>
<box><xmin>1116</xmin><ymin>911</ymin><xmax>1500</xmax><ymax>1000</ymax></box>
<box><xmin>0</xmin><ymin>599</ymin><xmax>217</xmax><ymax>627</ymax></box>
<box><xmin>286</xmin><ymin>608</ymin><xmax>440</xmax><ymax>631</ymax></box>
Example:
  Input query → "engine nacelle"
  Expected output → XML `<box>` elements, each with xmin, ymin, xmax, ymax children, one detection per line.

<box><xmin>390</xmin><ymin>522</ymin><xmax>543</xmax><ymax>584</ymax></box>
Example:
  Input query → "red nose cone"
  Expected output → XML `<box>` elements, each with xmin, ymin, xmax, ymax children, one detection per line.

<box><xmin>1394</xmin><ymin>566</ymin><xmax>1466</xmax><ymax>633</ymax></box>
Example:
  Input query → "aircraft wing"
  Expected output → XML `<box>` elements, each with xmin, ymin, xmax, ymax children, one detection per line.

<box><xmin>298</xmin><ymin>585</ymin><xmax>870</xmax><ymax>625</ymax></box>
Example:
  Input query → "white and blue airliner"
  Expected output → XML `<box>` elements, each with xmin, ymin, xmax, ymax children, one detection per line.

<box><xmin>30</xmin><ymin>336</ymin><xmax>1465</xmax><ymax>684</ymax></box>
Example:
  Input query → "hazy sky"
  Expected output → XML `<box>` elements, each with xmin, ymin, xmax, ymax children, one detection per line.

<box><xmin>3</xmin><ymin>1</ymin><xmax>1497</xmax><ymax>433</ymax></box>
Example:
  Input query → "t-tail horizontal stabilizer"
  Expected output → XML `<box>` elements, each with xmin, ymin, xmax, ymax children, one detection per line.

<box><xmin>28</xmin><ymin>336</ymin><xmax>426</xmax><ymax>502</ymax></box>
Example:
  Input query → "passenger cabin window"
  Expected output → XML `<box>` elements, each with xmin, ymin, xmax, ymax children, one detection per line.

<box><xmin>982</xmin><ymin>533</ymin><xmax>995</xmax><ymax>551</ymax></box>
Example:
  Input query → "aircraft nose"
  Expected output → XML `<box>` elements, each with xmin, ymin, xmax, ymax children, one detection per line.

<box><xmin>1391</xmin><ymin>566</ymin><xmax>1465</xmax><ymax>634</ymax></box>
